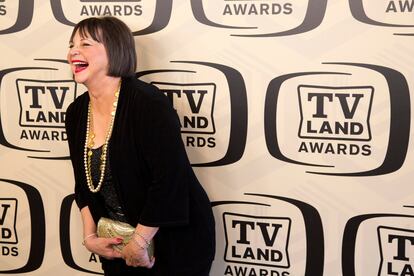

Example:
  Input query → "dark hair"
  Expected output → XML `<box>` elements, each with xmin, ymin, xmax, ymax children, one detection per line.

<box><xmin>70</xmin><ymin>17</ymin><xmax>137</xmax><ymax>77</ymax></box>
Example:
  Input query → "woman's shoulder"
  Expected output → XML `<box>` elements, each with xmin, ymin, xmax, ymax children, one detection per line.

<box><xmin>122</xmin><ymin>77</ymin><xmax>176</xmax><ymax>120</ymax></box>
<box><xmin>123</xmin><ymin>76</ymin><xmax>167</xmax><ymax>103</ymax></box>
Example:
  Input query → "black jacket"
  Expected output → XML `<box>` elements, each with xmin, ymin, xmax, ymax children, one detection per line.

<box><xmin>65</xmin><ymin>76</ymin><xmax>215</xmax><ymax>274</ymax></box>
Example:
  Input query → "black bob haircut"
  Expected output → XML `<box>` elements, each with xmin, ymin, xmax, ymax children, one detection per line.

<box><xmin>70</xmin><ymin>17</ymin><xmax>137</xmax><ymax>77</ymax></box>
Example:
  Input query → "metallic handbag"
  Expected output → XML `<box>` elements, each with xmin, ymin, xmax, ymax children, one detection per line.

<box><xmin>97</xmin><ymin>217</ymin><xmax>154</xmax><ymax>258</ymax></box>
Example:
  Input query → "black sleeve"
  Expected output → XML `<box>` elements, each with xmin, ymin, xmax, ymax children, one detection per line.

<box><xmin>137</xmin><ymin>92</ymin><xmax>190</xmax><ymax>227</ymax></box>
<box><xmin>65</xmin><ymin>102</ymin><xmax>88</xmax><ymax>210</ymax></box>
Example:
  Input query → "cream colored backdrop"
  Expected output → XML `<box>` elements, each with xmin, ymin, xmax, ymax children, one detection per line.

<box><xmin>0</xmin><ymin>0</ymin><xmax>413</xmax><ymax>275</ymax></box>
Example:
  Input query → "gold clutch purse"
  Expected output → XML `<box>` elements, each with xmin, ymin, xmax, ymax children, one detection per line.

<box><xmin>97</xmin><ymin>217</ymin><xmax>154</xmax><ymax>258</ymax></box>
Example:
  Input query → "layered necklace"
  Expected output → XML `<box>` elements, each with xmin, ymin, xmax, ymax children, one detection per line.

<box><xmin>83</xmin><ymin>80</ymin><xmax>121</xmax><ymax>193</ymax></box>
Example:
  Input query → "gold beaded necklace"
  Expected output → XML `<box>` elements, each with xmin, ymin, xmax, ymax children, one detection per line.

<box><xmin>83</xmin><ymin>80</ymin><xmax>121</xmax><ymax>193</ymax></box>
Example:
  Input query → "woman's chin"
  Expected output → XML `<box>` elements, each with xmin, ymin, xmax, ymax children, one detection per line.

<box><xmin>73</xmin><ymin>74</ymin><xmax>87</xmax><ymax>85</ymax></box>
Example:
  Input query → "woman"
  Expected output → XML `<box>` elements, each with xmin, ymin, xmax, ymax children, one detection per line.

<box><xmin>65</xmin><ymin>16</ymin><xmax>215</xmax><ymax>275</ymax></box>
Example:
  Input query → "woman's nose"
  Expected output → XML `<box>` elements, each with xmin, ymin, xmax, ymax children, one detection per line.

<box><xmin>69</xmin><ymin>46</ymin><xmax>79</xmax><ymax>56</ymax></box>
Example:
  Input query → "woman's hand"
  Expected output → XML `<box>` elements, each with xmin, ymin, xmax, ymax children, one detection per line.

<box><xmin>121</xmin><ymin>238</ymin><xmax>155</xmax><ymax>268</ymax></box>
<box><xmin>84</xmin><ymin>236</ymin><xmax>123</xmax><ymax>259</ymax></box>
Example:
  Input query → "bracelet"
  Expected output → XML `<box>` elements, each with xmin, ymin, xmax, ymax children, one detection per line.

<box><xmin>82</xmin><ymin>233</ymin><xmax>97</xmax><ymax>246</ymax></box>
<box><xmin>132</xmin><ymin>235</ymin><xmax>148</xmax><ymax>250</ymax></box>
<box><xmin>134</xmin><ymin>231</ymin><xmax>151</xmax><ymax>246</ymax></box>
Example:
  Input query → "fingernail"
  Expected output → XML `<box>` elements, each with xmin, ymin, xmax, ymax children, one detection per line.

<box><xmin>116</xmin><ymin>238</ymin><xmax>123</xmax><ymax>242</ymax></box>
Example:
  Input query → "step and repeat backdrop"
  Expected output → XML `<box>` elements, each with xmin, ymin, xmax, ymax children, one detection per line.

<box><xmin>1</xmin><ymin>0</ymin><xmax>413</xmax><ymax>275</ymax></box>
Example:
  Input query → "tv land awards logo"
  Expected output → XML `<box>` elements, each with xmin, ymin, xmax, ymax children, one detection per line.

<box><xmin>264</xmin><ymin>62</ymin><xmax>410</xmax><ymax>176</ymax></box>
<box><xmin>298</xmin><ymin>85</ymin><xmax>373</xmax><ymax>143</ymax></box>
<box><xmin>342</xmin><ymin>212</ymin><xmax>414</xmax><ymax>276</ymax></box>
<box><xmin>0</xmin><ymin>179</ymin><xmax>45</xmax><ymax>274</ymax></box>
<box><xmin>212</xmin><ymin>193</ymin><xmax>324</xmax><ymax>276</ymax></box>
<box><xmin>17</xmin><ymin>79</ymin><xmax>73</xmax><ymax>131</ymax></box>
<box><xmin>223</xmin><ymin>213</ymin><xmax>291</xmax><ymax>269</ymax></box>
<box><xmin>0</xmin><ymin>0</ymin><xmax>34</xmax><ymax>34</ymax></box>
<box><xmin>137</xmin><ymin>61</ymin><xmax>248</xmax><ymax>167</ymax></box>
<box><xmin>349</xmin><ymin>0</ymin><xmax>414</xmax><ymax>35</ymax></box>
<box><xmin>190</xmin><ymin>0</ymin><xmax>327</xmax><ymax>37</ymax></box>
<box><xmin>0</xmin><ymin>59</ymin><xmax>85</xmax><ymax>159</ymax></box>
<box><xmin>51</xmin><ymin>0</ymin><xmax>173</xmax><ymax>35</ymax></box>
<box><xmin>153</xmin><ymin>82</ymin><xmax>216</xmax><ymax>147</ymax></box>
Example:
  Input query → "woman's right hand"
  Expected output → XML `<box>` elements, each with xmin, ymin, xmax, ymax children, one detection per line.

<box><xmin>84</xmin><ymin>236</ymin><xmax>123</xmax><ymax>259</ymax></box>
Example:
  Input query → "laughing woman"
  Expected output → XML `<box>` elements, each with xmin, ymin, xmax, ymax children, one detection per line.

<box><xmin>65</xmin><ymin>16</ymin><xmax>215</xmax><ymax>276</ymax></box>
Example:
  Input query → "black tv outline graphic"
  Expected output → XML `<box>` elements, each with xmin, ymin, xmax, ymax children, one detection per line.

<box><xmin>212</xmin><ymin>193</ymin><xmax>324</xmax><ymax>276</ymax></box>
<box><xmin>342</xmin><ymin>213</ymin><xmax>414</xmax><ymax>276</ymax></box>
<box><xmin>151</xmin><ymin>81</ymin><xmax>217</xmax><ymax>135</ymax></box>
<box><xmin>50</xmin><ymin>0</ymin><xmax>172</xmax><ymax>36</ymax></box>
<box><xmin>222</xmin><ymin>212</ymin><xmax>292</xmax><ymax>268</ymax></box>
<box><xmin>0</xmin><ymin>198</ymin><xmax>18</xmax><ymax>245</ymax></box>
<box><xmin>297</xmin><ymin>84</ymin><xmax>374</xmax><ymax>142</ymax></box>
<box><xmin>349</xmin><ymin>0</ymin><xmax>414</xmax><ymax>36</ymax></box>
<box><xmin>0</xmin><ymin>59</ymin><xmax>75</xmax><ymax>160</ymax></box>
<box><xmin>137</xmin><ymin>60</ymin><xmax>248</xmax><ymax>167</ymax></box>
<box><xmin>60</xmin><ymin>194</ymin><xmax>103</xmax><ymax>275</ymax></box>
<box><xmin>0</xmin><ymin>179</ymin><xmax>45</xmax><ymax>274</ymax></box>
<box><xmin>264</xmin><ymin>62</ymin><xmax>410</xmax><ymax>176</ymax></box>
<box><xmin>190</xmin><ymin>0</ymin><xmax>327</xmax><ymax>37</ymax></box>
<box><xmin>377</xmin><ymin>225</ymin><xmax>414</xmax><ymax>276</ymax></box>
<box><xmin>16</xmin><ymin>79</ymin><xmax>77</xmax><ymax>129</ymax></box>
<box><xmin>0</xmin><ymin>0</ymin><xmax>34</xmax><ymax>35</ymax></box>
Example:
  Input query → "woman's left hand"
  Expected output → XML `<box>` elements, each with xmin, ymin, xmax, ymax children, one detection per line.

<box><xmin>121</xmin><ymin>239</ymin><xmax>155</xmax><ymax>268</ymax></box>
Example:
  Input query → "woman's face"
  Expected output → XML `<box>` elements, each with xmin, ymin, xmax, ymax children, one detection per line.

<box><xmin>67</xmin><ymin>29</ymin><xmax>109</xmax><ymax>86</ymax></box>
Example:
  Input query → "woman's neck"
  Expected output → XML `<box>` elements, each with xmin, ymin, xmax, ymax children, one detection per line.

<box><xmin>86</xmin><ymin>76</ymin><xmax>121</xmax><ymax>116</ymax></box>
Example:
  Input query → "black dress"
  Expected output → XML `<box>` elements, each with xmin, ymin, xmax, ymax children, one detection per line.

<box><xmin>65</xmin><ymin>76</ymin><xmax>216</xmax><ymax>275</ymax></box>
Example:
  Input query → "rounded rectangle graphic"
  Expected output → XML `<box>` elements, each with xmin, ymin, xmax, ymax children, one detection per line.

<box><xmin>211</xmin><ymin>193</ymin><xmax>324</xmax><ymax>276</ymax></box>
<box><xmin>297</xmin><ymin>85</ymin><xmax>374</xmax><ymax>142</ymax></box>
<box><xmin>223</xmin><ymin>212</ymin><xmax>291</xmax><ymax>268</ymax></box>
<box><xmin>349</xmin><ymin>0</ymin><xmax>414</xmax><ymax>35</ymax></box>
<box><xmin>342</xmin><ymin>213</ymin><xmax>414</xmax><ymax>276</ymax></box>
<box><xmin>0</xmin><ymin>179</ymin><xmax>45</xmax><ymax>274</ymax></box>
<box><xmin>0</xmin><ymin>59</ymin><xmax>86</xmax><ymax>159</ymax></box>
<box><xmin>264</xmin><ymin>62</ymin><xmax>410</xmax><ymax>176</ymax></box>
<box><xmin>137</xmin><ymin>61</ymin><xmax>248</xmax><ymax>167</ymax></box>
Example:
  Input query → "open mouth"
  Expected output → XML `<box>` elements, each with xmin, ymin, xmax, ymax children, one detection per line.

<box><xmin>72</xmin><ymin>60</ymin><xmax>89</xmax><ymax>73</ymax></box>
